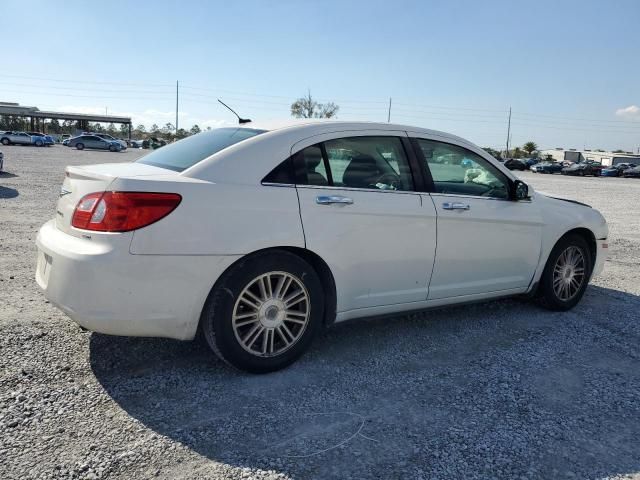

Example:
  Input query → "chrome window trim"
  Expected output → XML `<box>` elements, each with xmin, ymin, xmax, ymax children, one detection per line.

<box><xmin>261</xmin><ymin>182</ymin><xmax>295</xmax><ymax>187</ymax></box>
<box><xmin>294</xmin><ymin>183</ymin><xmax>421</xmax><ymax>196</ymax></box>
<box><xmin>429</xmin><ymin>192</ymin><xmax>532</xmax><ymax>203</ymax></box>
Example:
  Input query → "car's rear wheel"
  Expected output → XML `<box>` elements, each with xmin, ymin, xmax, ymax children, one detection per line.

<box><xmin>1</xmin><ymin>138</ymin><xmax>9</xmax><ymax>145</ymax></box>
<box><xmin>201</xmin><ymin>250</ymin><xmax>324</xmax><ymax>373</ymax></box>
<box><xmin>76</xmin><ymin>143</ymin><xmax>85</xmax><ymax>150</ymax></box>
<box><xmin>537</xmin><ymin>234</ymin><xmax>592</xmax><ymax>311</ymax></box>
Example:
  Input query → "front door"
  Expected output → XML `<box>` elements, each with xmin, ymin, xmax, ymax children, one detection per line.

<box><xmin>294</xmin><ymin>133</ymin><xmax>437</xmax><ymax>313</ymax></box>
<box><xmin>412</xmin><ymin>137</ymin><xmax>543</xmax><ymax>300</ymax></box>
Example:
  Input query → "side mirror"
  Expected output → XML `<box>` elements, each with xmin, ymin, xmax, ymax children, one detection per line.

<box><xmin>514</xmin><ymin>180</ymin><xmax>529</xmax><ymax>201</ymax></box>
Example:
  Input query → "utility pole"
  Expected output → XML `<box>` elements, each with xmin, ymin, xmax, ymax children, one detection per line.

<box><xmin>387</xmin><ymin>97</ymin><xmax>392</xmax><ymax>123</ymax></box>
<box><xmin>175</xmin><ymin>80</ymin><xmax>179</xmax><ymax>137</ymax></box>
<box><xmin>505</xmin><ymin>106</ymin><xmax>512</xmax><ymax>158</ymax></box>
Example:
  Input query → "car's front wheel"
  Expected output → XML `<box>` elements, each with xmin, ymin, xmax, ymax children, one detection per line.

<box><xmin>201</xmin><ymin>251</ymin><xmax>324</xmax><ymax>373</ymax></box>
<box><xmin>76</xmin><ymin>143</ymin><xmax>85</xmax><ymax>150</ymax></box>
<box><xmin>538</xmin><ymin>234</ymin><xmax>592</xmax><ymax>311</ymax></box>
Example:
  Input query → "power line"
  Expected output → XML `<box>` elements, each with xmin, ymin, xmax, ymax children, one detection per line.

<box><xmin>0</xmin><ymin>73</ymin><xmax>173</xmax><ymax>88</ymax></box>
<box><xmin>0</xmin><ymin>81</ymin><xmax>173</xmax><ymax>95</ymax></box>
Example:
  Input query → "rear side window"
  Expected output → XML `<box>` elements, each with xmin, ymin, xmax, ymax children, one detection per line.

<box><xmin>137</xmin><ymin>127</ymin><xmax>266</xmax><ymax>172</ymax></box>
<box><xmin>295</xmin><ymin>136</ymin><xmax>414</xmax><ymax>191</ymax></box>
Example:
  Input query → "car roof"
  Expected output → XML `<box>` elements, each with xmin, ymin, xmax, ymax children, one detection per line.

<box><xmin>231</xmin><ymin>119</ymin><xmax>468</xmax><ymax>144</ymax></box>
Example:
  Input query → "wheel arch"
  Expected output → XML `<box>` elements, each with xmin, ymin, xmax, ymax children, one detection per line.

<box><xmin>198</xmin><ymin>246</ymin><xmax>337</xmax><ymax>332</ymax></box>
<box><xmin>556</xmin><ymin>227</ymin><xmax>597</xmax><ymax>272</ymax></box>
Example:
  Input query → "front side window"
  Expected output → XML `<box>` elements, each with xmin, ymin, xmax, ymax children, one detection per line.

<box><xmin>296</xmin><ymin>136</ymin><xmax>414</xmax><ymax>191</ymax></box>
<box><xmin>416</xmin><ymin>139</ymin><xmax>509</xmax><ymax>199</ymax></box>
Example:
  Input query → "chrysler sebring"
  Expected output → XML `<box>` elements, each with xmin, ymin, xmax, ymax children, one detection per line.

<box><xmin>36</xmin><ymin>121</ymin><xmax>608</xmax><ymax>372</ymax></box>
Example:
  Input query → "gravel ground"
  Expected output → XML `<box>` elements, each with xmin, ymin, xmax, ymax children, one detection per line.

<box><xmin>1</xmin><ymin>146</ymin><xmax>639</xmax><ymax>480</ymax></box>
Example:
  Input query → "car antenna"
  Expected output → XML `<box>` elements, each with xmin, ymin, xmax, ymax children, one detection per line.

<box><xmin>217</xmin><ymin>99</ymin><xmax>251</xmax><ymax>124</ymax></box>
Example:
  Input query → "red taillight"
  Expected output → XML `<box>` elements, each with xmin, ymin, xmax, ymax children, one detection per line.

<box><xmin>71</xmin><ymin>192</ymin><xmax>182</xmax><ymax>232</ymax></box>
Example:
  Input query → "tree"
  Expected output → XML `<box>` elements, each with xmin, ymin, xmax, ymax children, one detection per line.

<box><xmin>119</xmin><ymin>124</ymin><xmax>129</xmax><ymax>137</ymax></box>
<box><xmin>175</xmin><ymin>128</ymin><xmax>188</xmax><ymax>140</ymax></box>
<box><xmin>482</xmin><ymin>147</ymin><xmax>502</xmax><ymax>160</ymax></box>
<box><xmin>291</xmin><ymin>90</ymin><xmax>339</xmax><ymax>119</ymax></box>
<box><xmin>190</xmin><ymin>124</ymin><xmax>201</xmax><ymax>135</ymax></box>
<box><xmin>48</xmin><ymin>119</ymin><xmax>62</xmax><ymax>134</ymax></box>
<box><xmin>613</xmin><ymin>149</ymin><xmax>626</xmax><ymax>153</ymax></box>
<box><xmin>106</xmin><ymin>123</ymin><xmax>117</xmax><ymax>135</ymax></box>
<box><xmin>511</xmin><ymin>147</ymin><xmax>523</xmax><ymax>159</ymax></box>
<box><xmin>523</xmin><ymin>141</ymin><xmax>538</xmax><ymax>156</ymax></box>
<box><xmin>150</xmin><ymin>124</ymin><xmax>160</xmax><ymax>135</ymax></box>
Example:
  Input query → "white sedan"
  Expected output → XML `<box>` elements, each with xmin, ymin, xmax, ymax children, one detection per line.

<box><xmin>36</xmin><ymin>121</ymin><xmax>608</xmax><ymax>372</ymax></box>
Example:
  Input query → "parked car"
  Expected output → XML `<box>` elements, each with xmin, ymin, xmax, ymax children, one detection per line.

<box><xmin>27</xmin><ymin>132</ymin><xmax>55</xmax><ymax>147</ymax></box>
<box><xmin>1</xmin><ymin>131</ymin><xmax>34</xmax><ymax>146</ymax></box>
<box><xmin>561</xmin><ymin>161</ymin><xmax>604</xmax><ymax>177</ymax></box>
<box><xmin>92</xmin><ymin>133</ymin><xmax>127</xmax><ymax>150</ymax></box>
<box><xmin>503</xmin><ymin>158</ymin><xmax>526</xmax><ymax>171</ymax></box>
<box><xmin>66</xmin><ymin>135</ymin><xmax>123</xmax><ymax>152</ymax></box>
<box><xmin>142</xmin><ymin>137</ymin><xmax>167</xmax><ymax>149</ymax></box>
<box><xmin>523</xmin><ymin>158</ymin><xmax>540</xmax><ymax>170</ymax></box>
<box><xmin>35</xmin><ymin>121</ymin><xmax>608</xmax><ymax>373</ymax></box>
<box><xmin>530</xmin><ymin>161</ymin><xmax>564</xmax><ymax>174</ymax></box>
<box><xmin>622</xmin><ymin>165</ymin><xmax>640</xmax><ymax>178</ymax></box>
<box><xmin>130</xmin><ymin>139</ymin><xmax>144</xmax><ymax>148</ymax></box>
<box><xmin>601</xmin><ymin>163</ymin><xmax>636</xmax><ymax>177</ymax></box>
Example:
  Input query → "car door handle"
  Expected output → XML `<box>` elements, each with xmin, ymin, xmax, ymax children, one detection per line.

<box><xmin>442</xmin><ymin>202</ymin><xmax>470</xmax><ymax>211</ymax></box>
<box><xmin>316</xmin><ymin>195</ymin><xmax>354</xmax><ymax>205</ymax></box>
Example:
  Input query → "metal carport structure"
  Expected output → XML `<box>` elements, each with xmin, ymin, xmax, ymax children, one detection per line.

<box><xmin>0</xmin><ymin>102</ymin><xmax>132</xmax><ymax>139</ymax></box>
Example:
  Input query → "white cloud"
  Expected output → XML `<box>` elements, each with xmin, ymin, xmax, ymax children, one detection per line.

<box><xmin>615</xmin><ymin>105</ymin><xmax>640</xmax><ymax>118</ymax></box>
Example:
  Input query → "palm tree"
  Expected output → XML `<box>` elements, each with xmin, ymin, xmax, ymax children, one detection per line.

<box><xmin>523</xmin><ymin>141</ymin><xmax>538</xmax><ymax>156</ymax></box>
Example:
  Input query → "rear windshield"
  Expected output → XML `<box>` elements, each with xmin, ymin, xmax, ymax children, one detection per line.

<box><xmin>136</xmin><ymin>127</ymin><xmax>266</xmax><ymax>172</ymax></box>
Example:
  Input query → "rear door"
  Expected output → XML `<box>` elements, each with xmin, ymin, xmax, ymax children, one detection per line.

<box><xmin>410</xmin><ymin>136</ymin><xmax>543</xmax><ymax>300</ymax></box>
<box><xmin>294</xmin><ymin>132</ymin><xmax>437</xmax><ymax>313</ymax></box>
<box><xmin>17</xmin><ymin>133</ymin><xmax>32</xmax><ymax>145</ymax></box>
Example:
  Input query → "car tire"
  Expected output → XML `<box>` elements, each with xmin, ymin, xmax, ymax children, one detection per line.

<box><xmin>200</xmin><ymin>250</ymin><xmax>325</xmax><ymax>373</ymax></box>
<box><xmin>1</xmin><ymin>138</ymin><xmax>9</xmax><ymax>146</ymax></box>
<box><xmin>537</xmin><ymin>234</ymin><xmax>592</xmax><ymax>311</ymax></box>
<box><xmin>35</xmin><ymin>140</ymin><xmax>44</xmax><ymax>147</ymax></box>
<box><xmin>76</xmin><ymin>143</ymin><xmax>85</xmax><ymax>150</ymax></box>
<box><xmin>109</xmin><ymin>145</ymin><xmax>117</xmax><ymax>152</ymax></box>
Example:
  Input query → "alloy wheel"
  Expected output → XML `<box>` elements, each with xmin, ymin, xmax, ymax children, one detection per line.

<box><xmin>552</xmin><ymin>246</ymin><xmax>586</xmax><ymax>301</ymax></box>
<box><xmin>232</xmin><ymin>271</ymin><xmax>310</xmax><ymax>357</ymax></box>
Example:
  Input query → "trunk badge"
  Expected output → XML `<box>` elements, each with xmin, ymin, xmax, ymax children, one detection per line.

<box><xmin>59</xmin><ymin>187</ymin><xmax>72</xmax><ymax>197</ymax></box>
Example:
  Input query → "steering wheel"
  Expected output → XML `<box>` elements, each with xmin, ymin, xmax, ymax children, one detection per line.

<box><xmin>372</xmin><ymin>172</ymin><xmax>401</xmax><ymax>189</ymax></box>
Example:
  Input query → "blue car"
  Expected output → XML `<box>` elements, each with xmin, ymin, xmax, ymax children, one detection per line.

<box><xmin>601</xmin><ymin>163</ymin><xmax>636</xmax><ymax>177</ymax></box>
<box><xmin>28</xmin><ymin>132</ymin><xmax>55</xmax><ymax>147</ymax></box>
<box><xmin>531</xmin><ymin>161</ymin><xmax>564</xmax><ymax>174</ymax></box>
<box><xmin>523</xmin><ymin>158</ymin><xmax>540</xmax><ymax>169</ymax></box>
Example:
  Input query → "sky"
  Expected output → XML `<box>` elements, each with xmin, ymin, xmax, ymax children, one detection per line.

<box><xmin>2</xmin><ymin>0</ymin><xmax>639</xmax><ymax>152</ymax></box>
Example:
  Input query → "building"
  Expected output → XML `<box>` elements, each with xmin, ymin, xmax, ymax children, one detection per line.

<box><xmin>0</xmin><ymin>102</ymin><xmax>132</xmax><ymax>139</ymax></box>
<box><xmin>540</xmin><ymin>148</ymin><xmax>640</xmax><ymax>166</ymax></box>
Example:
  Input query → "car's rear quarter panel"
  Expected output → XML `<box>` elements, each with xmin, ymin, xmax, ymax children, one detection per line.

<box><xmin>116</xmin><ymin>177</ymin><xmax>305</xmax><ymax>255</ymax></box>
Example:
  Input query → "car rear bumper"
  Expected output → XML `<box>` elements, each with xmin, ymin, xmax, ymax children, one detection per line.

<box><xmin>35</xmin><ymin>220</ymin><xmax>240</xmax><ymax>340</ymax></box>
